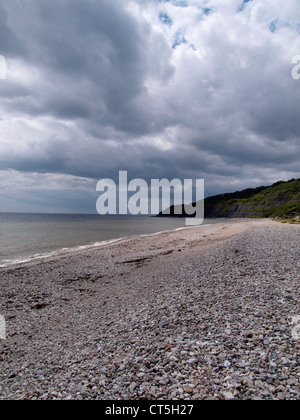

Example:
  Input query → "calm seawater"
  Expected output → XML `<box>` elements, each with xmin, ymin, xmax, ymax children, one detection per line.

<box><xmin>0</xmin><ymin>213</ymin><xmax>224</xmax><ymax>267</ymax></box>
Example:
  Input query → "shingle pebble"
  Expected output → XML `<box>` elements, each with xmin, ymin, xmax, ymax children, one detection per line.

<box><xmin>0</xmin><ymin>220</ymin><xmax>299</xmax><ymax>400</ymax></box>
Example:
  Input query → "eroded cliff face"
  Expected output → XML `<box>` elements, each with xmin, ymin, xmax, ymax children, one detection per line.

<box><xmin>158</xmin><ymin>203</ymin><xmax>276</xmax><ymax>218</ymax></box>
<box><xmin>158</xmin><ymin>179</ymin><xmax>300</xmax><ymax>219</ymax></box>
<box><xmin>204</xmin><ymin>204</ymin><xmax>263</xmax><ymax>218</ymax></box>
<box><xmin>204</xmin><ymin>198</ymin><xmax>298</xmax><ymax>218</ymax></box>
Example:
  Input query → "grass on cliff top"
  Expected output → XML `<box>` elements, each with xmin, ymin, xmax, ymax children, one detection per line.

<box><xmin>205</xmin><ymin>178</ymin><xmax>300</xmax><ymax>218</ymax></box>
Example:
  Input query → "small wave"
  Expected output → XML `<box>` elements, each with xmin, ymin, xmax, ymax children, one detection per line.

<box><xmin>0</xmin><ymin>237</ymin><xmax>127</xmax><ymax>268</ymax></box>
<box><xmin>0</xmin><ymin>221</ymin><xmax>224</xmax><ymax>268</ymax></box>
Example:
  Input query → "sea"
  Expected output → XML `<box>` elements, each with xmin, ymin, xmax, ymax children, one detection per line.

<box><xmin>0</xmin><ymin>213</ymin><xmax>225</xmax><ymax>267</ymax></box>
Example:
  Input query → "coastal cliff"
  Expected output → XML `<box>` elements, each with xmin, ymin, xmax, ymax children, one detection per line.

<box><xmin>157</xmin><ymin>178</ymin><xmax>300</xmax><ymax>219</ymax></box>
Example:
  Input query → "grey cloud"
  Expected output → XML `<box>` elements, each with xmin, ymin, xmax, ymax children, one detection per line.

<box><xmin>2</xmin><ymin>0</ymin><xmax>175</xmax><ymax>133</ymax></box>
<box><xmin>0</xmin><ymin>0</ymin><xmax>300</xmax><ymax>213</ymax></box>
<box><xmin>0</xmin><ymin>3</ymin><xmax>26</xmax><ymax>57</ymax></box>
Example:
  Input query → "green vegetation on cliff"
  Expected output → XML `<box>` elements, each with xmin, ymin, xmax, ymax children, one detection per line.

<box><xmin>158</xmin><ymin>178</ymin><xmax>300</xmax><ymax>219</ymax></box>
<box><xmin>204</xmin><ymin>178</ymin><xmax>300</xmax><ymax>218</ymax></box>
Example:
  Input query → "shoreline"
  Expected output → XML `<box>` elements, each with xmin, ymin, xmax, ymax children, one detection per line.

<box><xmin>0</xmin><ymin>218</ymin><xmax>260</xmax><ymax>270</ymax></box>
<box><xmin>0</xmin><ymin>219</ymin><xmax>299</xmax><ymax>400</ymax></box>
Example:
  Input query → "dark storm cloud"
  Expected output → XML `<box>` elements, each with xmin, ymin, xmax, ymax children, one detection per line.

<box><xmin>0</xmin><ymin>0</ymin><xmax>300</xmax><ymax>213</ymax></box>
<box><xmin>1</xmin><ymin>0</ymin><xmax>153</xmax><ymax>123</ymax></box>
<box><xmin>0</xmin><ymin>2</ymin><xmax>26</xmax><ymax>57</ymax></box>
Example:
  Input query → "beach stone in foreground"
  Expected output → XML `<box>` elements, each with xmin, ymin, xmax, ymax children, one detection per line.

<box><xmin>0</xmin><ymin>220</ymin><xmax>299</xmax><ymax>400</ymax></box>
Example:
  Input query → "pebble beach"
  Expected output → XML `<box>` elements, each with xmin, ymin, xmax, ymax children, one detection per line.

<box><xmin>0</xmin><ymin>219</ymin><xmax>299</xmax><ymax>400</ymax></box>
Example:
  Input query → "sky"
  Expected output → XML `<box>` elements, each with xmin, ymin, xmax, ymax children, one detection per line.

<box><xmin>0</xmin><ymin>0</ymin><xmax>300</xmax><ymax>214</ymax></box>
